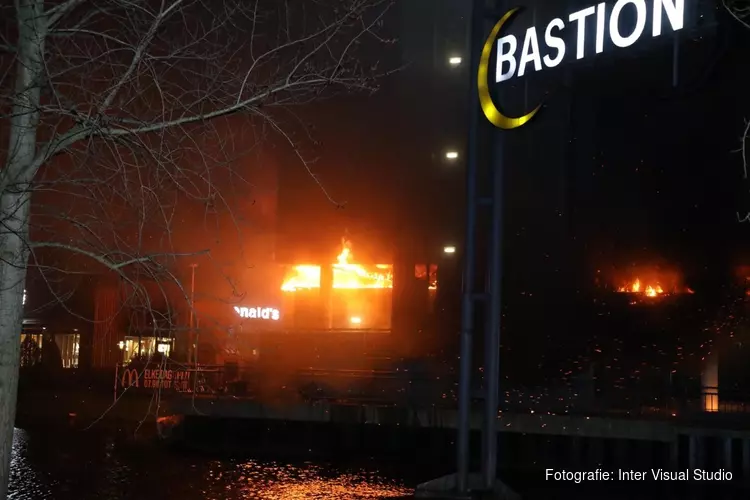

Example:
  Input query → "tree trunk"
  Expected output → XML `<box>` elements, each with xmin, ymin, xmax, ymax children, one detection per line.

<box><xmin>0</xmin><ymin>0</ymin><xmax>45</xmax><ymax>495</ymax></box>
<box><xmin>0</xmin><ymin>222</ymin><xmax>27</xmax><ymax>498</ymax></box>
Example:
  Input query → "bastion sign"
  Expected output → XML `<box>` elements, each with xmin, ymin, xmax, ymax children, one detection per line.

<box><xmin>481</xmin><ymin>0</ymin><xmax>685</xmax><ymax>129</ymax></box>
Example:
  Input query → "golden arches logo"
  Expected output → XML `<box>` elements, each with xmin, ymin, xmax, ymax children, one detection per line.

<box><xmin>121</xmin><ymin>368</ymin><xmax>139</xmax><ymax>388</ymax></box>
<box><xmin>478</xmin><ymin>8</ymin><xmax>541</xmax><ymax>130</ymax></box>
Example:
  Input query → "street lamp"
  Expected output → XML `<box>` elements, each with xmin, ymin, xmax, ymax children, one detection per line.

<box><xmin>445</xmin><ymin>151</ymin><xmax>459</xmax><ymax>160</ymax></box>
<box><xmin>448</xmin><ymin>56</ymin><xmax>462</xmax><ymax>66</ymax></box>
<box><xmin>443</xmin><ymin>246</ymin><xmax>457</xmax><ymax>254</ymax></box>
<box><xmin>189</xmin><ymin>263</ymin><xmax>198</xmax><ymax>365</ymax></box>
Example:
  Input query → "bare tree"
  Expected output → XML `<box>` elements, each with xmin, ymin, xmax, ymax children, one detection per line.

<box><xmin>727</xmin><ymin>1</ymin><xmax>750</xmax><ymax>169</ymax></box>
<box><xmin>725</xmin><ymin>0</ymin><xmax>750</xmax><ymax>30</ymax></box>
<box><xmin>726</xmin><ymin>1</ymin><xmax>750</xmax><ymax>221</ymax></box>
<box><xmin>0</xmin><ymin>0</ymin><xmax>392</xmax><ymax>494</ymax></box>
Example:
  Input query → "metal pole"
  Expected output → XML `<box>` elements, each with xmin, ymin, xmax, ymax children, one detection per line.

<box><xmin>672</xmin><ymin>32</ymin><xmax>680</xmax><ymax>88</ymax></box>
<box><xmin>189</xmin><ymin>263</ymin><xmax>197</xmax><ymax>365</ymax></box>
<box><xmin>481</xmin><ymin>0</ymin><xmax>505</xmax><ymax>487</ymax></box>
<box><xmin>457</xmin><ymin>0</ymin><xmax>484</xmax><ymax>492</ymax></box>
<box><xmin>482</xmin><ymin>109</ymin><xmax>505</xmax><ymax>490</ymax></box>
<box><xmin>189</xmin><ymin>265</ymin><xmax>196</xmax><ymax>329</ymax></box>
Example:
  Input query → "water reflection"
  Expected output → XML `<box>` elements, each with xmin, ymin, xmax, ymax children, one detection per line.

<box><xmin>9</xmin><ymin>428</ymin><xmax>411</xmax><ymax>500</ymax></box>
<box><xmin>214</xmin><ymin>461</ymin><xmax>409</xmax><ymax>499</ymax></box>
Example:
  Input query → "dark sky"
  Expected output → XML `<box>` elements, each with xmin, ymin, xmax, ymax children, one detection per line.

<box><xmin>275</xmin><ymin>0</ymin><xmax>470</xmax><ymax>264</ymax></box>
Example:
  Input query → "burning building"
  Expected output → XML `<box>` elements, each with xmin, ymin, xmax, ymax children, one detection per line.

<box><xmin>279</xmin><ymin>238</ymin><xmax>393</xmax><ymax>330</ymax></box>
<box><xmin>569</xmin><ymin>264</ymin><xmax>718</xmax><ymax>411</ymax></box>
<box><xmin>606</xmin><ymin>266</ymin><xmax>693</xmax><ymax>304</ymax></box>
<box><xmin>618</xmin><ymin>278</ymin><xmax>666</xmax><ymax>298</ymax></box>
<box><xmin>223</xmin><ymin>236</ymin><xmax>455</xmax><ymax>372</ymax></box>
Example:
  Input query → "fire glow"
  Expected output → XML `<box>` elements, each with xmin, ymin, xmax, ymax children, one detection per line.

<box><xmin>280</xmin><ymin>240</ymin><xmax>393</xmax><ymax>292</ymax></box>
<box><xmin>612</xmin><ymin>267</ymin><xmax>693</xmax><ymax>300</ymax></box>
<box><xmin>618</xmin><ymin>278</ymin><xmax>665</xmax><ymax>298</ymax></box>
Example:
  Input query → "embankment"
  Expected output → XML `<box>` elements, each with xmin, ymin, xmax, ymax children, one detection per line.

<box><xmin>16</xmin><ymin>379</ymin><xmax>165</xmax><ymax>438</ymax></box>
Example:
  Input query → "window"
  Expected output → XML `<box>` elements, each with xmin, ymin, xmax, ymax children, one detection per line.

<box><xmin>54</xmin><ymin>333</ymin><xmax>80</xmax><ymax>368</ymax></box>
<box><xmin>415</xmin><ymin>264</ymin><xmax>439</xmax><ymax>313</ymax></box>
<box><xmin>120</xmin><ymin>336</ymin><xmax>174</xmax><ymax>364</ymax></box>
<box><xmin>19</xmin><ymin>332</ymin><xmax>79</xmax><ymax>368</ymax></box>
<box><xmin>414</xmin><ymin>264</ymin><xmax>438</xmax><ymax>289</ymax></box>
<box><xmin>20</xmin><ymin>333</ymin><xmax>43</xmax><ymax>367</ymax></box>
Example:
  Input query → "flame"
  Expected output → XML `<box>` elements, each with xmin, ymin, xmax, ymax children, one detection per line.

<box><xmin>281</xmin><ymin>240</ymin><xmax>393</xmax><ymax>292</ymax></box>
<box><xmin>281</xmin><ymin>265</ymin><xmax>321</xmax><ymax>292</ymax></box>
<box><xmin>617</xmin><ymin>278</ymin><xmax>665</xmax><ymax>297</ymax></box>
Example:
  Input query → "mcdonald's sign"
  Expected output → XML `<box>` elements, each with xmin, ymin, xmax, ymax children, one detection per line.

<box><xmin>120</xmin><ymin>368</ymin><xmax>139</xmax><ymax>388</ymax></box>
<box><xmin>117</xmin><ymin>366</ymin><xmax>192</xmax><ymax>391</ymax></box>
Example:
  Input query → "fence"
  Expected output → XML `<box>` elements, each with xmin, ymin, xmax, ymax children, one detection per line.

<box><xmin>112</xmin><ymin>361</ymin><xmax>265</xmax><ymax>401</ymax></box>
<box><xmin>20</xmin><ymin>362</ymin><xmax>750</xmax><ymax>421</ymax></box>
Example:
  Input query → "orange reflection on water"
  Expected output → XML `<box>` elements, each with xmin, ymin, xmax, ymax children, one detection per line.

<box><xmin>208</xmin><ymin>460</ymin><xmax>412</xmax><ymax>499</ymax></box>
<box><xmin>255</xmin><ymin>478</ymin><xmax>411</xmax><ymax>499</ymax></box>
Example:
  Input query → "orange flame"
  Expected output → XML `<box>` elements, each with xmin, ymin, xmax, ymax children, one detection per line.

<box><xmin>617</xmin><ymin>278</ymin><xmax>665</xmax><ymax>298</ymax></box>
<box><xmin>281</xmin><ymin>240</ymin><xmax>393</xmax><ymax>292</ymax></box>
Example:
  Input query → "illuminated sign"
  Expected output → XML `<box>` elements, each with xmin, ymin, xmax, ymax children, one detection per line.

<box><xmin>480</xmin><ymin>0</ymin><xmax>685</xmax><ymax>129</ymax></box>
<box><xmin>234</xmin><ymin>306</ymin><xmax>280</xmax><ymax>321</ymax></box>
<box><xmin>121</xmin><ymin>368</ymin><xmax>139</xmax><ymax>388</ymax></box>
<box><xmin>119</xmin><ymin>367</ymin><xmax>191</xmax><ymax>390</ymax></box>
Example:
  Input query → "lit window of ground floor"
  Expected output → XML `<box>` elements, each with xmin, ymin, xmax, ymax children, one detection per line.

<box><xmin>119</xmin><ymin>336</ymin><xmax>174</xmax><ymax>364</ymax></box>
<box><xmin>20</xmin><ymin>331</ymin><xmax>80</xmax><ymax>368</ymax></box>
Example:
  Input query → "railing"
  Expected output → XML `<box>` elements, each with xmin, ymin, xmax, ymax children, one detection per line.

<box><xmin>112</xmin><ymin>362</ymin><xmax>264</xmax><ymax>400</ymax></box>
<box><xmin>20</xmin><ymin>363</ymin><xmax>750</xmax><ymax>422</ymax></box>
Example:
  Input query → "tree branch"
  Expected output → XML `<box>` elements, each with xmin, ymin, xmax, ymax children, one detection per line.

<box><xmin>45</xmin><ymin>0</ymin><xmax>89</xmax><ymax>28</ymax></box>
<box><xmin>98</xmin><ymin>0</ymin><xmax>187</xmax><ymax>112</ymax></box>
<box><xmin>29</xmin><ymin>241</ymin><xmax>209</xmax><ymax>271</ymax></box>
<box><xmin>725</xmin><ymin>0</ymin><xmax>750</xmax><ymax>29</ymax></box>
<box><xmin>1</xmin><ymin>0</ymin><xmax>394</xmax><ymax>449</ymax></box>
<box><xmin>742</xmin><ymin>118</ymin><xmax>750</xmax><ymax>179</ymax></box>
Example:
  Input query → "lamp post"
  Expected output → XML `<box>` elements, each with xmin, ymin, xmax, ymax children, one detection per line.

<box><xmin>189</xmin><ymin>263</ymin><xmax>198</xmax><ymax>365</ymax></box>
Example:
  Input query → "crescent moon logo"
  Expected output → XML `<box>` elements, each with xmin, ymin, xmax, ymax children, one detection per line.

<box><xmin>478</xmin><ymin>8</ymin><xmax>542</xmax><ymax>130</ymax></box>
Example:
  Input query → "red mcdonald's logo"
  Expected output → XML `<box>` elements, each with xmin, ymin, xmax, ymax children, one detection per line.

<box><xmin>121</xmin><ymin>368</ymin><xmax>139</xmax><ymax>388</ymax></box>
